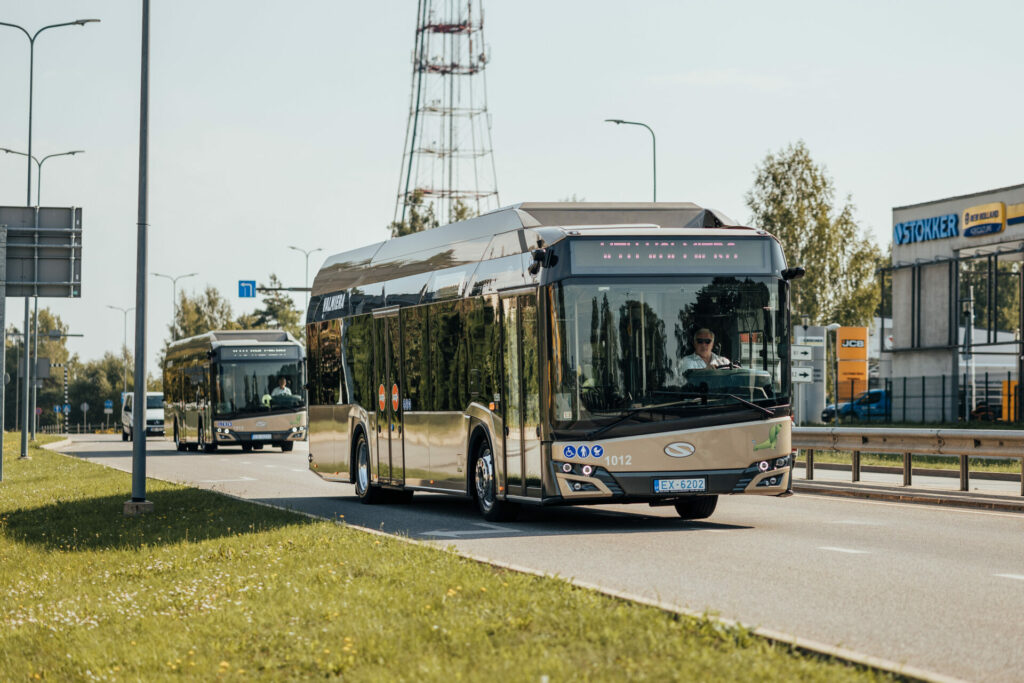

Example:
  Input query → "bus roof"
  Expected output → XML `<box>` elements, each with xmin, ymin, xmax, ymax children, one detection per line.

<box><xmin>313</xmin><ymin>202</ymin><xmax>744</xmax><ymax>295</ymax></box>
<box><xmin>167</xmin><ymin>329</ymin><xmax>300</xmax><ymax>352</ymax></box>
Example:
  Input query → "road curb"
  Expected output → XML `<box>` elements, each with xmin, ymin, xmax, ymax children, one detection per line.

<box><xmin>794</xmin><ymin>481</ymin><xmax>1024</xmax><ymax>513</ymax></box>
<box><xmin>40</xmin><ymin>438</ymin><xmax>74</xmax><ymax>452</ymax></box>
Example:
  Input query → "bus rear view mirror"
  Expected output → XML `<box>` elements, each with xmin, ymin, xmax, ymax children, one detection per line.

<box><xmin>781</xmin><ymin>267</ymin><xmax>805</xmax><ymax>281</ymax></box>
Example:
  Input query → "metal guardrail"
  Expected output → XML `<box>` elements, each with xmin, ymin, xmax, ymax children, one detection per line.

<box><xmin>793</xmin><ymin>426</ymin><xmax>1024</xmax><ymax>496</ymax></box>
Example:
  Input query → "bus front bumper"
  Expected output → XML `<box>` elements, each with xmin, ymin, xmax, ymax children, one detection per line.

<box><xmin>552</xmin><ymin>456</ymin><xmax>793</xmax><ymax>502</ymax></box>
<box><xmin>214</xmin><ymin>427</ymin><xmax>307</xmax><ymax>444</ymax></box>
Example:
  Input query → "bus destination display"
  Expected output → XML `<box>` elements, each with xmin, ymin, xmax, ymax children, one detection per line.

<box><xmin>218</xmin><ymin>346</ymin><xmax>301</xmax><ymax>361</ymax></box>
<box><xmin>570</xmin><ymin>238</ymin><xmax>770</xmax><ymax>275</ymax></box>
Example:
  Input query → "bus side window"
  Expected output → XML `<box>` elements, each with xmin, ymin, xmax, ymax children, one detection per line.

<box><xmin>345</xmin><ymin>315</ymin><xmax>374</xmax><ymax>409</ymax></box>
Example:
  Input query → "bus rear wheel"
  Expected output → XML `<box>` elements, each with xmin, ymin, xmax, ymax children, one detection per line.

<box><xmin>280</xmin><ymin>442</ymin><xmax>294</xmax><ymax>452</ymax></box>
<box><xmin>174</xmin><ymin>422</ymin><xmax>187</xmax><ymax>452</ymax></box>
<box><xmin>354</xmin><ymin>432</ymin><xmax>382</xmax><ymax>504</ymax></box>
<box><xmin>674</xmin><ymin>495</ymin><xmax>718</xmax><ymax>520</ymax></box>
<box><xmin>474</xmin><ymin>442</ymin><xmax>519</xmax><ymax>522</ymax></box>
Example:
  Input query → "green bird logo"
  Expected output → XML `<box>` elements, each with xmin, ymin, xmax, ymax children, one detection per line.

<box><xmin>752</xmin><ymin>423</ymin><xmax>781</xmax><ymax>452</ymax></box>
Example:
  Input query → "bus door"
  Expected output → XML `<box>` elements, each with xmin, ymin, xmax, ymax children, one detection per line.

<box><xmin>373</xmin><ymin>308</ymin><xmax>404</xmax><ymax>486</ymax></box>
<box><xmin>501</xmin><ymin>292</ymin><xmax>542</xmax><ymax>498</ymax></box>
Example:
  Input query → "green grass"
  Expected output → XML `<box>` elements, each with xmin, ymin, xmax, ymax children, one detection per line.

<box><xmin>0</xmin><ymin>442</ymin><xmax>894</xmax><ymax>682</ymax></box>
<box><xmin>799</xmin><ymin>449</ymin><xmax>1022</xmax><ymax>474</ymax></box>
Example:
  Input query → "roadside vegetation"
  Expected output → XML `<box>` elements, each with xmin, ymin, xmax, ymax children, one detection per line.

<box><xmin>0</xmin><ymin>441</ymin><xmax>893</xmax><ymax>681</ymax></box>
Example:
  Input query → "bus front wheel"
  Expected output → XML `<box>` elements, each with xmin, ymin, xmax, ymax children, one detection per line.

<box><xmin>280</xmin><ymin>442</ymin><xmax>294</xmax><ymax>452</ymax></box>
<box><xmin>354</xmin><ymin>432</ymin><xmax>382</xmax><ymax>504</ymax></box>
<box><xmin>473</xmin><ymin>442</ymin><xmax>519</xmax><ymax>522</ymax></box>
<box><xmin>674</xmin><ymin>495</ymin><xmax>718</xmax><ymax>520</ymax></box>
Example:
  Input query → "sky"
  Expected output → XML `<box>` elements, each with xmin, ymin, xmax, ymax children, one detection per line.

<box><xmin>1</xmin><ymin>0</ymin><xmax>1023</xmax><ymax>370</ymax></box>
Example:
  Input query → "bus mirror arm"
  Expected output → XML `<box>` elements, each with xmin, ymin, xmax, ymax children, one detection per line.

<box><xmin>781</xmin><ymin>266</ymin><xmax>805</xmax><ymax>281</ymax></box>
<box><xmin>529</xmin><ymin>248</ymin><xmax>558</xmax><ymax>276</ymax></box>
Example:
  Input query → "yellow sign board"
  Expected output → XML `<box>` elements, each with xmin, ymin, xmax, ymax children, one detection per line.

<box><xmin>963</xmin><ymin>202</ymin><xmax>1005</xmax><ymax>237</ymax></box>
<box><xmin>837</xmin><ymin>327</ymin><xmax>868</xmax><ymax>361</ymax></box>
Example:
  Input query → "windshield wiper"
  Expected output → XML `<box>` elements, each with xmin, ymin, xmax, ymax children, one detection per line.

<box><xmin>584</xmin><ymin>397</ymin><xmax>705</xmax><ymax>440</ymax></box>
<box><xmin>700</xmin><ymin>391</ymin><xmax>775</xmax><ymax>418</ymax></box>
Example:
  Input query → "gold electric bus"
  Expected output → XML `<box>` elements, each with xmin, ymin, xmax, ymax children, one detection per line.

<box><xmin>164</xmin><ymin>330</ymin><xmax>307</xmax><ymax>452</ymax></box>
<box><xmin>305</xmin><ymin>203</ymin><xmax>800</xmax><ymax>521</ymax></box>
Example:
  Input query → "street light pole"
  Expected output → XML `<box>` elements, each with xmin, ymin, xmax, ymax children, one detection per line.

<box><xmin>1</xmin><ymin>148</ymin><xmax>84</xmax><ymax>439</ymax></box>
<box><xmin>288</xmin><ymin>245</ymin><xmax>323</xmax><ymax>313</ymax></box>
<box><xmin>106</xmin><ymin>305</ymin><xmax>134</xmax><ymax>400</ymax></box>
<box><xmin>605</xmin><ymin>118</ymin><xmax>657</xmax><ymax>202</ymax></box>
<box><xmin>0</xmin><ymin>18</ymin><xmax>98</xmax><ymax>458</ymax></box>
<box><xmin>153</xmin><ymin>272</ymin><xmax>196</xmax><ymax>341</ymax></box>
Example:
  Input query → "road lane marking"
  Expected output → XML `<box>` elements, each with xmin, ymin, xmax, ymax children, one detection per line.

<box><xmin>421</xmin><ymin>522</ymin><xmax>523</xmax><ymax>538</ymax></box>
<box><xmin>818</xmin><ymin>546</ymin><xmax>870</xmax><ymax>554</ymax></box>
<box><xmin>995</xmin><ymin>573</ymin><xmax>1024</xmax><ymax>581</ymax></box>
<box><xmin>291</xmin><ymin>468</ymin><xmax>307</xmax><ymax>473</ymax></box>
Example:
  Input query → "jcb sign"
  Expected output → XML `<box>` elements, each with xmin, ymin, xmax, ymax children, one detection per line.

<box><xmin>837</xmin><ymin>327</ymin><xmax>868</xmax><ymax>361</ymax></box>
<box><xmin>836</xmin><ymin>327</ymin><xmax>869</xmax><ymax>402</ymax></box>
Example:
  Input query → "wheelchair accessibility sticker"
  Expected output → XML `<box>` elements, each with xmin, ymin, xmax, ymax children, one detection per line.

<box><xmin>562</xmin><ymin>444</ymin><xmax>604</xmax><ymax>459</ymax></box>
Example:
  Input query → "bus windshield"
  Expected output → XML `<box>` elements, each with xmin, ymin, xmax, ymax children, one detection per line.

<box><xmin>550</xmin><ymin>277</ymin><xmax>789</xmax><ymax>431</ymax></box>
<box><xmin>214</xmin><ymin>360</ymin><xmax>305</xmax><ymax>417</ymax></box>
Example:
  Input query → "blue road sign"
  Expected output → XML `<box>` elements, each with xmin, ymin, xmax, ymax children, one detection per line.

<box><xmin>104</xmin><ymin>399</ymin><xmax>113</xmax><ymax>410</ymax></box>
<box><xmin>63</xmin><ymin>404</ymin><xmax>71</xmax><ymax>415</ymax></box>
<box><xmin>238</xmin><ymin>280</ymin><xmax>256</xmax><ymax>298</ymax></box>
<box><xmin>53</xmin><ymin>404</ymin><xmax>60</xmax><ymax>413</ymax></box>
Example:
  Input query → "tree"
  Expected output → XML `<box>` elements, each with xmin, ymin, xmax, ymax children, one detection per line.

<box><xmin>390</xmin><ymin>189</ymin><xmax>439</xmax><ymax>237</ymax></box>
<box><xmin>171</xmin><ymin>286</ymin><xmax>237</xmax><ymax>340</ymax></box>
<box><xmin>5</xmin><ymin>307</ymin><xmax>77</xmax><ymax>429</ymax></box>
<box><xmin>244</xmin><ymin>274</ymin><xmax>302</xmax><ymax>339</ymax></box>
<box><xmin>745</xmin><ymin>140</ymin><xmax>884</xmax><ymax>326</ymax></box>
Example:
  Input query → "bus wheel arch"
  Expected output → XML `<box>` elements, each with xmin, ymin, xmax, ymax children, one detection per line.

<box><xmin>471</xmin><ymin>429</ymin><xmax>519</xmax><ymax>522</ymax></box>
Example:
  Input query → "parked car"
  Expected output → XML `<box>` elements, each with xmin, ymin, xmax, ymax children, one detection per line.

<box><xmin>820</xmin><ymin>401</ymin><xmax>853</xmax><ymax>422</ymax></box>
<box><xmin>970</xmin><ymin>401</ymin><xmax>1002</xmax><ymax>421</ymax></box>
<box><xmin>122</xmin><ymin>392</ymin><xmax>165</xmax><ymax>441</ymax></box>
<box><xmin>821</xmin><ymin>389</ymin><xmax>890</xmax><ymax>423</ymax></box>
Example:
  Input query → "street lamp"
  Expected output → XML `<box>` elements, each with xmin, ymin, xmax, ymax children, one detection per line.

<box><xmin>0</xmin><ymin>19</ymin><xmax>99</xmax><ymax>206</ymax></box>
<box><xmin>106</xmin><ymin>305</ymin><xmax>134</xmax><ymax>401</ymax></box>
<box><xmin>1</xmin><ymin>17</ymin><xmax>99</xmax><ymax>459</ymax></box>
<box><xmin>1</xmin><ymin>147</ymin><xmax>84</xmax><ymax>439</ymax></box>
<box><xmin>0</xmin><ymin>148</ymin><xmax>84</xmax><ymax>206</ymax></box>
<box><xmin>153</xmin><ymin>272</ymin><xmax>196</xmax><ymax>340</ymax></box>
<box><xmin>605</xmin><ymin>119</ymin><xmax>657</xmax><ymax>202</ymax></box>
<box><xmin>288</xmin><ymin>245</ymin><xmax>323</xmax><ymax>313</ymax></box>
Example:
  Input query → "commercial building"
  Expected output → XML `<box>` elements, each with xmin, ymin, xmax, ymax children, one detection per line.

<box><xmin>885</xmin><ymin>183</ymin><xmax>1023</xmax><ymax>422</ymax></box>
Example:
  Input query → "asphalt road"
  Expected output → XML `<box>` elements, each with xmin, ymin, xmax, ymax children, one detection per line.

<box><xmin>57</xmin><ymin>434</ymin><xmax>1024</xmax><ymax>682</ymax></box>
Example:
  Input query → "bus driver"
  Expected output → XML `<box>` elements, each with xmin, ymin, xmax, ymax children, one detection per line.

<box><xmin>679</xmin><ymin>328</ymin><xmax>731</xmax><ymax>372</ymax></box>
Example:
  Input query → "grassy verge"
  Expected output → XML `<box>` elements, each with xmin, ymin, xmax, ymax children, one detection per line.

<box><xmin>797</xmin><ymin>449</ymin><xmax>1022</xmax><ymax>474</ymax></box>
<box><xmin>1</xmin><ymin>443</ymin><xmax>892</xmax><ymax>682</ymax></box>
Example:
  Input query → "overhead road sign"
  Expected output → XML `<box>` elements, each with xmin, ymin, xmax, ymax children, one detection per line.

<box><xmin>0</xmin><ymin>206</ymin><xmax>83</xmax><ymax>298</ymax></box>
<box><xmin>238</xmin><ymin>280</ymin><xmax>256</xmax><ymax>298</ymax></box>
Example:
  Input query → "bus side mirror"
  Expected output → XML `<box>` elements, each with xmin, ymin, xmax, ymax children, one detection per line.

<box><xmin>781</xmin><ymin>267</ymin><xmax>805</xmax><ymax>281</ymax></box>
<box><xmin>528</xmin><ymin>249</ymin><xmax>545</xmax><ymax>275</ymax></box>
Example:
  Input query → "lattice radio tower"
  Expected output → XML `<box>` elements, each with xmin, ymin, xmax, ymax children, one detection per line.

<box><xmin>394</xmin><ymin>0</ymin><xmax>500</xmax><ymax>228</ymax></box>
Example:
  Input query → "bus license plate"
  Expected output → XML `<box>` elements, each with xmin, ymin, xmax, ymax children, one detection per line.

<box><xmin>654</xmin><ymin>477</ymin><xmax>706</xmax><ymax>493</ymax></box>
<box><xmin>252</xmin><ymin>434</ymin><xmax>271</xmax><ymax>441</ymax></box>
